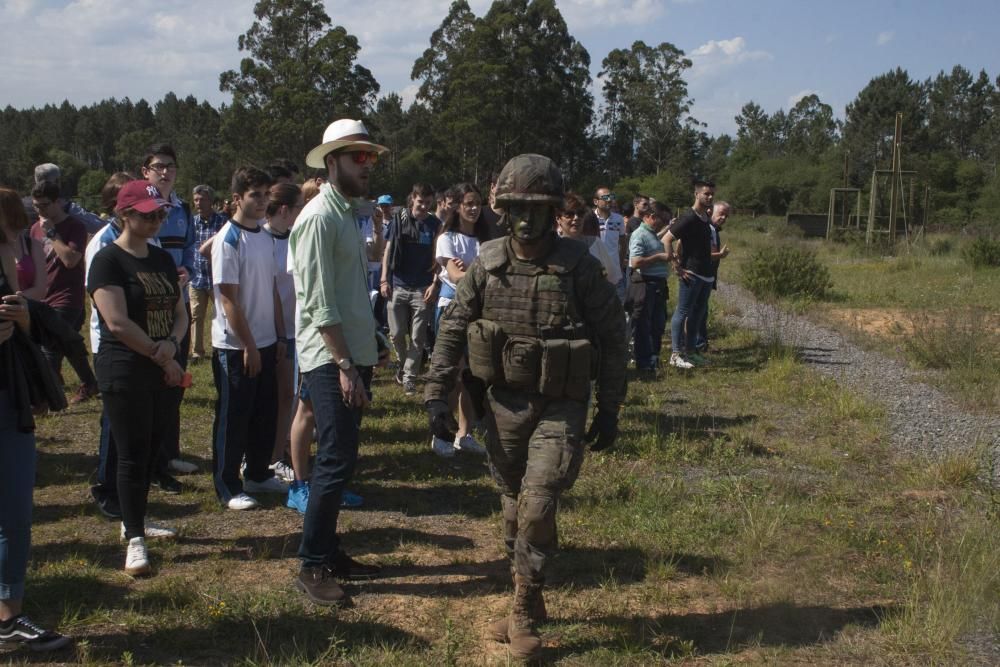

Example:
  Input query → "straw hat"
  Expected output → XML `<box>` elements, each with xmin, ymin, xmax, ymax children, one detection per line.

<box><xmin>305</xmin><ymin>119</ymin><xmax>389</xmax><ymax>168</ymax></box>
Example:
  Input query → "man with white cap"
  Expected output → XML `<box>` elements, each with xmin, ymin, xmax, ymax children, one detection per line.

<box><xmin>289</xmin><ymin>119</ymin><xmax>389</xmax><ymax>605</ymax></box>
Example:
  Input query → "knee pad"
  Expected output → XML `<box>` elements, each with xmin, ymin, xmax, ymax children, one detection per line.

<box><xmin>518</xmin><ymin>491</ymin><xmax>558</xmax><ymax>548</ymax></box>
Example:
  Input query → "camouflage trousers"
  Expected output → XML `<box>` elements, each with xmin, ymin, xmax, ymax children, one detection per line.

<box><xmin>484</xmin><ymin>385</ymin><xmax>587</xmax><ymax>585</ymax></box>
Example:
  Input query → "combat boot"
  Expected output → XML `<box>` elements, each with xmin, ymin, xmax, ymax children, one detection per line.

<box><xmin>488</xmin><ymin>568</ymin><xmax>546</xmax><ymax>643</ymax></box>
<box><xmin>506</xmin><ymin>575</ymin><xmax>543</xmax><ymax>660</ymax></box>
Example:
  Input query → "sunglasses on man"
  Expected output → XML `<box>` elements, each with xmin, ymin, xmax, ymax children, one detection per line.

<box><xmin>347</xmin><ymin>151</ymin><xmax>379</xmax><ymax>166</ymax></box>
<box><xmin>598</xmin><ymin>193</ymin><xmax>616</xmax><ymax>202</ymax></box>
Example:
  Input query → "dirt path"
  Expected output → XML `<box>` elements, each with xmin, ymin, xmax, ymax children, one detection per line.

<box><xmin>718</xmin><ymin>283</ymin><xmax>1000</xmax><ymax>474</ymax></box>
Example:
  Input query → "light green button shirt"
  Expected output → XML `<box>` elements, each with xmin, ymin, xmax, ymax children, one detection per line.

<box><xmin>289</xmin><ymin>182</ymin><xmax>377</xmax><ymax>372</ymax></box>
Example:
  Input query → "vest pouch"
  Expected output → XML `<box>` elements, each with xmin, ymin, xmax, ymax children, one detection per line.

<box><xmin>538</xmin><ymin>338</ymin><xmax>570</xmax><ymax>398</ymax></box>
<box><xmin>565</xmin><ymin>339</ymin><xmax>593</xmax><ymax>402</ymax></box>
<box><xmin>467</xmin><ymin>319</ymin><xmax>505</xmax><ymax>385</ymax></box>
<box><xmin>502</xmin><ymin>336</ymin><xmax>543</xmax><ymax>391</ymax></box>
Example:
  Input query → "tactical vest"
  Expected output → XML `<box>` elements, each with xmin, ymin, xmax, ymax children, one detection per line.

<box><xmin>467</xmin><ymin>236</ymin><xmax>596</xmax><ymax>401</ymax></box>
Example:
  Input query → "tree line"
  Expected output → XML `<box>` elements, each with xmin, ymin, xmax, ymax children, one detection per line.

<box><xmin>1</xmin><ymin>0</ymin><xmax>998</xmax><ymax>229</ymax></box>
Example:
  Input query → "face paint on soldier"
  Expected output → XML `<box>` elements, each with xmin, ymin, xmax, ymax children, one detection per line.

<box><xmin>506</xmin><ymin>203</ymin><xmax>553</xmax><ymax>243</ymax></box>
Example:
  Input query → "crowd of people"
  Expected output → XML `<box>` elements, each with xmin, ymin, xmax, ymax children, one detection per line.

<box><xmin>0</xmin><ymin>117</ymin><xmax>730</xmax><ymax>656</ymax></box>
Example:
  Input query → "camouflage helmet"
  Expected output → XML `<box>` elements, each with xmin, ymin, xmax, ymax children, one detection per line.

<box><xmin>493</xmin><ymin>154</ymin><xmax>564</xmax><ymax>208</ymax></box>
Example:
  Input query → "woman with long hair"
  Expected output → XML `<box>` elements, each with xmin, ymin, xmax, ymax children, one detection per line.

<box><xmin>88</xmin><ymin>181</ymin><xmax>188</xmax><ymax>577</ymax></box>
<box><xmin>429</xmin><ymin>182</ymin><xmax>490</xmax><ymax>458</ymax></box>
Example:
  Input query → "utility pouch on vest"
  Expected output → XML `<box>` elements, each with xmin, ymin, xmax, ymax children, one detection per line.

<box><xmin>467</xmin><ymin>319</ymin><xmax>505</xmax><ymax>385</ymax></box>
<box><xmin>566</xmin><ymin>339</ymin><xmax>594</xmax><ymax>401</ymax></box>
<box><xmin>502</xmin><ymin>336</ymin><xmax>543</xmax><ymax>390</ymax></box>
<box><xmin>538</xmin><ymin>338</ymin><xmax>570</xmax><ymax>397</ymax></box>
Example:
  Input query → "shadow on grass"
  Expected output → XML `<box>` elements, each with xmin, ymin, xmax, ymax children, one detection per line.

<box><xmin>549</xmin><ymin>602</ymin><xmax>897</xmax><ymax>660</ymax></box>
<box><xmin>6</xmin><ymin>613</ymin><xmax>427</xmax><ymax>665</ymax></box>
<box><xmin>626</xmin><ymin>411</ymin><xmax>759</xmax><ymax>443</ymax></box>
<box><xmin>34</xmin><ymin>450</ymin><xmax>97</xmax><ymax>488</ymax></box>
<box><xmin>356</xmin><ymin>481</ymin><xmax>499</xmax><ymax>518</ymax></box>
<box><xmin>31</xmin><ymin>501</ymin><xmax>95</xmax><ymax>525</ymax></box>
<box><xmin>360</xmin><ymin>447</ymin><xmax>492</xmax><ymax>484</ymax></box>
<box><xmin>347</xmin><ymin>526</ymin><xmax>477</xmax><ymax>553</ymax></box>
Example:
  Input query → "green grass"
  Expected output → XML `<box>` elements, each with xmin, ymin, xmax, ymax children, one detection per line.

<box><xmin>10</xmin><ymin>313</ymin><xmax>999</xmax><ymax>665</ymax></box>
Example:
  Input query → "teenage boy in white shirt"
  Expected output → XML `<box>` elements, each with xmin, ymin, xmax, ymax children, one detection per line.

<box><xmin>210</xmin><ymin>166</ymin><xmax>288</xmax><ymax>510</ymax></box>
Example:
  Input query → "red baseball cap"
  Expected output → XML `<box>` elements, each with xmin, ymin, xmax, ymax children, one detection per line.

<box><xmin>116</xmin><ymin>181</ymin><xmax>171</xmax><ymax>213</ymax></box>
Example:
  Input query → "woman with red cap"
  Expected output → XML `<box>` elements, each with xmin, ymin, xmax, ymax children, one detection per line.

<box><xmin>87</xmin><ymin>181</ymin><xmax>189</xmax><ymax>577</ymax></box>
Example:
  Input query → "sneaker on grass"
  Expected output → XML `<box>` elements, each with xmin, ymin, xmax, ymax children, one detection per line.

<box><xmin>687</xmin><ymin>352</ymin><xmax>709</xmax><ymax>366</ymax></box>
<box><xmin>454</xmin><ymin>434</ymin><xmax>487</xmax><ymax>455</ymax></box>
<box><xmin>0</xmin><ymin>615</ymin><xmax>72</xmax><ymax>652</ymax></box>
<box><xmin>287</xmin><ymin>481</ymin><xmax>310</xmax><ymax>514</ymax></box>
<box><xmin>431</xmin><ymin>435</ymin><xmax>455</xmax><ymax>458</ymax></box>
<box><xmin>269</xmin><ymin>461</ymin><xmax>295</xmax><ymax>483</ymax></box>
<box><xmin>227</xmin><ymin>493</ymin><xmax>259</xmax><ymax>510</ymax></box>
<box><xmin>669</xmin><ymin>352</ymin><xmax>694</xmax><ymax>369</ymax></box>
<box><xmin>167</xmin><ymin>458</ymin><xmax>199</xmax><ymax>474</ymax></box>
<box><xmin>244</xmin><ymin>476</ymin><xmax>288</xmax><ymax>494</ymax></box>
<box><xmin>403</xmin><ymin>379</ymin><xmax>417</xmax><ymax>396</ymax></box>
<box><xmin>151</xmin><ymin>472</ymin><xmax>182</xmax><ymax>494</ymax></box>
<box><xmin>124</xmin><ymin>537</ymin><xmax>150</xmax><ymax>577</ymax></box>
<box><xmin>341</xmin><ymin>490</ymin><xmax>364</xmax><ymax>508</ymax></box>
<box><xmin>120</xmin><ymin>521</ymin><xmax>176</xmax><ymax>541</ymax></box>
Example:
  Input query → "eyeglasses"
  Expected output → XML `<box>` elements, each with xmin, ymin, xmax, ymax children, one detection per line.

<box><xmin>598</xmin><ymin>193</ymin><xmax>616</xmax><ymax>202</ymax></box>
<box><xmin>460</xmin><ymin>202</ymin><xmax>481</xmax><ymax>209</ymax></box>
<box><xmin>347</xmin><ymin>151</ymin><xmax>379</xmax><ymax>166</ymax></box>
<box><xmin>146</xmin><ymin>162</ymin><xmax>178</xmax><ymax>173</ymax></box>
<box><xmin>558</xmin><ymin>210</ymin><xmax>585</xmax><ymax>219</ymax></box>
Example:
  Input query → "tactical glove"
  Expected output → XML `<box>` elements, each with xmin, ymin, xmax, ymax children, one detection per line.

<box><xmin>585</xmin><ymin>410</ymin><xmax>619</xmax><ymax>452</ymax></box>
<box><xmin>426</xmin><ymin>399</ymin><xmax>459</xmax><ymax>442</ymax></box>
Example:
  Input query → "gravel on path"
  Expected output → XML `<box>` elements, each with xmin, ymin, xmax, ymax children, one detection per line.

<box><xmin>717</xmin><ymin>283</ymin><xmax>1000</xmax><ymax>475</ymax></box>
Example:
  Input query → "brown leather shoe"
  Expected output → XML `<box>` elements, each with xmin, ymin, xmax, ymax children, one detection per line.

<box><xmin>296</xmin><ymin>565</ymin><xmax>347</xmax><ymax>605</ymax></box>
<box><xmin>69</xmin><ymin>384</ymin><xmax>99</xmax><ymax>405</ymax></box>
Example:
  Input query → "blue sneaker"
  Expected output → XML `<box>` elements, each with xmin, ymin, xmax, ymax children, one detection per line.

<box><xmin>341</xmin><ymin>490</ymin><xmax>364</xmax><ymax>509</ymax></box>
<box><xmin>286</xmin><ymin>481</ymin><xmax>310</xmax><ymax>514</ymax></box>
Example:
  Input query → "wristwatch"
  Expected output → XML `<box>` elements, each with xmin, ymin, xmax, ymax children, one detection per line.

<box><xmin>336</xmin><ymin>357</ymin><xmax>354</xmax><ymax>371</ymax></box>
<box><xmin>44</xmin><ymin>226</ymin><xmax>58</xmax><ymax>240</ymax></box>
<box><xmin>167</xmin><ymin>335</ymin><xmax>180</xmax><ymax>350</ymax></box>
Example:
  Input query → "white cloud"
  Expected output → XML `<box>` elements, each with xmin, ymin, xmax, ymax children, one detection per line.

<box><xmin>876</xmin><ymin>30</ymin><xmax>894</xmax><ymax>46</ymax></box>
<box><xmin>688</xmin><ymin>36</ymin><xmax>772</xmax><ymax>79</ymax></box>
<box><xmin>788</xmin><ymin>89</ymin><xmax>819</xmax><ymax>107</ymax></box>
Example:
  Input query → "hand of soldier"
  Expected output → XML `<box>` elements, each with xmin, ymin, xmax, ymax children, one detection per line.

<box><xmin>426</xmin><ymin>399</ymin><xmax>458</xmax><ymax>442</ymax></box>
<box><xmin>585</xmin><ymin>410</ymin><xmax>619</xmax><ymax>452</ymax></box>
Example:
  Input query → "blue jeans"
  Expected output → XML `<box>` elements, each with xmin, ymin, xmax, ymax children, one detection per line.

<box><xmin>631</xmin><ymin>277</ymin><xmax>667</xmax><ymax>369</ymax></box>
<box><xmin>0</xmin><ymin>390</ymin><xmax>35</xmax><ymax>601</ymax></box>
<box><xmin>298</xmin><ymin>363</ymin><xmax>372</xmax><ymax>567</ymax></box>
<box><xmin>695</xmin><ymin>287</ymin><xmax>715</xmax><ymax>351</ymax></box>
<box><xmin>671</xmin><ymin>275</ymin><xmax>713</xmax><ymax>353</ymax></box>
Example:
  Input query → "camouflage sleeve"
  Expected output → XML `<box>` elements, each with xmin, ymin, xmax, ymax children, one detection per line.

<box><xmin>576</xmin><ymin>255</ymin><xmax>627</xmax><ymax>413</ymax></box>
<box><xmin>424</xmin><ymin>258</ymin><xmax>486</xmax><ymax>403</ymax></box>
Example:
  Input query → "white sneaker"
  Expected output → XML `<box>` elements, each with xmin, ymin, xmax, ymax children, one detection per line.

<box><xmin>454</xmin><ymin>434</ymin><xmax>487</xmax><ymax>455</ymax></box>
<box><xmin>168</xmin><ymin>458</ymin><xmax>199</xmax><ymax>474</ymax></box>
<box><xmin>125</xmin><ymin>537</ymin><xmax>150</xmax><ymax>576</ymax></box>
<box><xmin>669</xmin><ymin>352</ymin><xmax>694</xmax><ymax>369</ymax></box>
<box><xmin>227</xmin><ymin>493</ymin><xmax>259</xmax><ymax>510</ymax></box>
<box><xmin>244</xmin><ymin>477</ymin><xmax>289</xmax><ymax>494</ymax></box>
<box><xmin>269</xmin><ymin>461</ymin><xmax>295</xmax><ymax>483</ymax></box>
<box><xmin>431</xmin><ymin>435</ymin><xmax>456</xmax><ymax>458</ymax></box>
<box><xmin>120</xmin><ymin>521</ymin><xmax>177</xmax><ymax>541</ymax></box>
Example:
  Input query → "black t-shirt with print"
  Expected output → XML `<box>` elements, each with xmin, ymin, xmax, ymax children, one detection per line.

<box><xmin>668</xmin><ymin>209</ymin><xmax>713</xmax><ymax>277</ymax></box>
<box><xmin>87</xmin><ymin>243</ymin><xmax>180</xmax><ymax>389</ymax></box>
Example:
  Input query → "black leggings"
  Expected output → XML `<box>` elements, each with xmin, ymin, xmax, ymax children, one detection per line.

<box><xmin>103</xmin><ymin>385</ymin><xmax>172</xmax><ymax>539</ymax></box>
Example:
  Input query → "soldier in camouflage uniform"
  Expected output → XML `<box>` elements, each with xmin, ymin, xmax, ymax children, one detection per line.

<box><xmin>424</xmin><ymin>154</ymin><xmax>627</xmax><ymax>660</ymax></box>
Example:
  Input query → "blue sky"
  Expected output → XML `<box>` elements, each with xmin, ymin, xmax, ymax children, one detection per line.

<box><xmin>2</xmin><ymin>0</ymin><xmax>998</xmax><ymax>137</ymax></box>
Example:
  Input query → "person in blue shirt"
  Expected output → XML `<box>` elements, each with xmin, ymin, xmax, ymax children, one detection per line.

<box><xmin>141</xmin><ymin>144</ymin><xmax>198</xmax><ymax>479</ymax></box>
<box><xmin>628</xmin><ymin>202</ymin><xmax>673</xmax><ymax>373</ymax></box>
